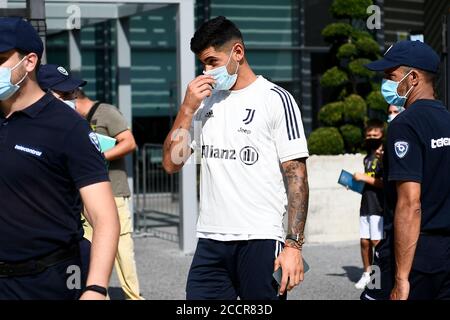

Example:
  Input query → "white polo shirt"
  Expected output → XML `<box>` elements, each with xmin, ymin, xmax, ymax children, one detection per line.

<box><xmin>191</xmin><ymin>76</ymin><xmax>309</xmax><ymax>242</ymax></box>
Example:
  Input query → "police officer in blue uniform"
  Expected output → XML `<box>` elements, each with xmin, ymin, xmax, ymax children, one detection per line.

<box><xmin>361</xmin><ymin>40</ymin><xmax>450</xmax><ymax>300</ymax></box>
<box><xmin>37</xmin><ymin>64</ymin><xmax>87</xmax><ymax>110</ymax></box>
<box><xmin>0</xmin><ymin>17</ymin><xmax>120</xmax><ymax>300</ymax></box>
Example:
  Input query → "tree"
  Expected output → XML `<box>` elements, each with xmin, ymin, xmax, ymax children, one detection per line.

<box><xmin>307</xmin><ymin>0</ymin><xmax>387</xmax><ymax>155</ymax></box>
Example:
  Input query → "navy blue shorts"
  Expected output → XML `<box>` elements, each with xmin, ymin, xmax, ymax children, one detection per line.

<box><xmin>186</xmin><ymin>238</ymin><xmax>286</xmax><ymax>300</ymax></box>
<box><xmin>361</xmin><ymin>233</ymin><xmax>450</xmax><ymax>300</ymax></box>
<box><xmin>0</xmin><ymin>240</ymin><xmax>89</xmax><ymax>300</ymax></box>
<box><xmin>0</xmin><ymin>256</ymin><xmax>85</xmax><ymax>300</ymax></box>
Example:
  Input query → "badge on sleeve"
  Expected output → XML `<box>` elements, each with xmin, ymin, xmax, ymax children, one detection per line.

<box><xmin>394</xmin><ymin>141</ymin><xmax>409</xmax><ymax>158</ymax></box>
<box><xmin>89</xmin><ymin>132</ymin><xmax>101</xmax><ymax>152</ymax></box>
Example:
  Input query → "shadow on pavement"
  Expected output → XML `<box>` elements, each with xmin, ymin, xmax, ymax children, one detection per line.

<box><xmin>326</xmin><ymin>266</ymin><xmax>364</xmax><ymax>283</ymax></box>
<box><xmin>342</xmin><ymin>266</ymin><xmax>364</xmax><ymax>282</ymax></box>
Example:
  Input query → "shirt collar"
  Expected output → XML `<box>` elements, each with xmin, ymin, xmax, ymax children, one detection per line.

<box><xmin>409</xmin><ymin>99</ymin><xmax>445</xmax><ymax>109</ymax></box>
<box><xmin>20</xmin><ymin>93</ymin><xmax>56</xmax><ymax>118</ymax></box>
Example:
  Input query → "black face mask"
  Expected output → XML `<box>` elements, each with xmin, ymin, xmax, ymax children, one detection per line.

<box><xmin>364</xmin><ymin>138</ymin><xmax>383</xmax><ymax>151</ymax></box>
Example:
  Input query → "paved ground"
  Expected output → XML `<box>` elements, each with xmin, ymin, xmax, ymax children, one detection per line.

<box><xmin>109</xmin><ymin>236</ymin><xmax>364</xmax><ymax>300</ymax></box>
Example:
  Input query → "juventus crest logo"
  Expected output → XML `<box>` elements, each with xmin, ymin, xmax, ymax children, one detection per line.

<box><xmin>243</xmin><ymin>109</ymin><xmax>255</xmax><ymax>125</ymax></box>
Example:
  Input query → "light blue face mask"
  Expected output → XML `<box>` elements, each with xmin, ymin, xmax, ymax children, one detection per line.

<box><xmin>63</xmin><ymin>99</ymin><xmax>76</xmax><ymax>110</ymax></box>
<box><xmin>203</xmin><ymin>47</ymin><xmax>239</xmax><ymax>92</ymax></box>
<box><xmin>0</xmin><ymin>57</ymin><xmax>28</xmax><ymax>101</ymax></box>
<box><xmin>381</xmin><ymin>70</ymin><xmax>414</xmax><ymax>107</ymax></box>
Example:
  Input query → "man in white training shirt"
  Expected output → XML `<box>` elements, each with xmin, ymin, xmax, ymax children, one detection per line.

<box><xmin>163</xmin><ymin>16</ymin><xmax>309</xmax><ymax>300</ymax></box>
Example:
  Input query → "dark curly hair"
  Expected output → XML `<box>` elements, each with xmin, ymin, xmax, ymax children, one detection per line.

<box><xmin>190</xmin><ymin>16</ymin><xmax>243</xmax><ymax>54</ymax></box>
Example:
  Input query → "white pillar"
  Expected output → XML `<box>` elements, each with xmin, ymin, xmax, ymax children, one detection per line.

<box><xmin>68</xmin><ymin>30</ymin><xmax>81</xmax><ymax>76</ymax></box>
<box><xmin>116</xmin><ymin>17</ymin><xmax>135</xmax><ymax>228</ymax></box>
<box><xmin>177</xmin><ymin>0</ymin><xmax>197</xmax><ymax>254</ymax></box>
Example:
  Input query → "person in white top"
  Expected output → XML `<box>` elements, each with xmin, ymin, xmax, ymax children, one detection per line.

<box><xmin>163</xmin><ymin>16</ymin><xmax>309</xmax><ymax>300</ymax></box>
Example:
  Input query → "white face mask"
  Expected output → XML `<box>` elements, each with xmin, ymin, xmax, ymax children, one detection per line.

<box><xmin>387</xmin><ymin>106</ymin><xmax>405</xmax><ymax>123</ymax></box>
<box><xmin>387</xmin><ymin>114</ymin><xmax>396</xmax><ymax>123</ymax></box>
<box><xmin>63</xmin><ymin>99</ymin><xmax>76</xmax><ymax>110</ymax></box>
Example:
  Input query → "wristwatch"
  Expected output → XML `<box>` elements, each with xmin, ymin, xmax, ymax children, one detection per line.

<box><xmin>285</xmin><ymin>233</ymin><xmax>305</xmax><ymax>249</ymax></box>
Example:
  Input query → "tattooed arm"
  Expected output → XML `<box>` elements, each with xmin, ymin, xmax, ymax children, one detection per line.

<box><xmin>274</xmin><ymin>157</ymin><xmax>309</xmax><ymax>295</ymax></box>
<box><xmin>284</xmin><ymin>158</ymin><xmax>309</xmax><ymax>247</ymax></box>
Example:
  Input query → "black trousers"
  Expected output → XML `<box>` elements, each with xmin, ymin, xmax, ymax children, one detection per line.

<box><xmin>361</xmin><ymin>233</ymin><xmax>450</xmax><ymax>300</ymax></box>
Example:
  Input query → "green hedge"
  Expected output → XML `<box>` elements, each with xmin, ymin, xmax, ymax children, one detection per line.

<box><xmin>340</xmin><ymin>124</ymin><xmax>363</xmax><ymax>153</ymax></box>
<box><xmin>322</xmin><ymin>23</ymin><xmax>354</xmax><ymax>43</ymax></box>
<box><xmin>338</xmin><ymin>87</ymin><xmax>349</xmax><ymax>101</ymax></box>
<box><xmin>355</xmin><ymin>37</ymin><xmax>380</xmax><ymax>58</ymax></box>
<box><xmin>312</xmin><ymin>0</ymin><xmax>382</xmax><ymax>155</ymax></box>
<box><xmin>330</xmin><ymin>0</ymin><xmax>373</xmax><ymax>19</ymax></box>
<box><xmin>371</xmin><ymin>82</ymin><xmax>381</xmax><ymax>91</ymax></box>
<box><xmin>351</xmin><ymin>29</ymin><xmax>373</xmax><ymax>41</ymax></box>
<box><xmin>337</xmin><ymin>43</ymin><xmax>358</xmax><ymax>59</ymax></box>
<box><xmin>308</xmin><ymin>127</ymin><xmax>345</xmax><ymax>155</ymax></box>
<box><xmin>348</xmin><ymin>58</ymin><xmax>375</xmax><ymax>78</ymax></box>
<box><xmin>366</xmin><ymin>90</ymin><xmax>387</xmax><ymax>113</ymax></box>
<box><xmin>320</xmin><ymin>66</ymin><xmax>348</xmax><ymax>87</ymax></box>
<box><xmin>318</xmin><ymin>101</ymin><xmax>345</xmax><ymax>126</ymax></box>
<box><xmin>343</xmin><ymin>94</ymin><xmax>367</xmax><ymax>123</ymax></box>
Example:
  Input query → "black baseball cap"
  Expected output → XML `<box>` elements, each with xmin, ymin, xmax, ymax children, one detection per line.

<box><xmin>0</xmin><ymin>17</ymin><xmax>44</xmax><ymax>59</ymax></box>
<box><xmin>37</xmin><ymin>64</ymin><xmax>87</xmax><ymax>92</ymax></box>
<box><xmin>365</xmin><ymin>40</ymin><xmax>440</xmax><ymax>74</ymax></box>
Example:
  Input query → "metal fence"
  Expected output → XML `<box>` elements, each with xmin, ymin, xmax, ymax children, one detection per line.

<box><xmin>133</xmin><ymin>143</ymin><xmax>180</xmax><ymax>242</ymax></box>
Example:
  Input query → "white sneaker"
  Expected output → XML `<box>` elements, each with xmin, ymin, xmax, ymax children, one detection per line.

<box><xmin>355</xmin><ymin>272</ymin><xmax>371</xmax><ymax>289</ymax></box>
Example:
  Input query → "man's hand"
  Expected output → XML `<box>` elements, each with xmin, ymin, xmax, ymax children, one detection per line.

<box><xmin>353</xmin><ymin>172</ymin><xmax>367</xmax><ymax>182</ymax></box>
<box><xmin>274</xmin><ymin>246</ymin><xmax>304</xmax><ymax>295</ymax></box>
<box><xmin>103</xmin><ymin>129</ymin><xmax>136</xmax><ymax>162</ymax></box>
<box><xmin>79</xmin><ymin>290</ymin><xmax>107</xmax><ymax>300</ymax></box>
<box><xmin>163</xmin><ymin>74</ymin><xmax>214</xmax><ymax>174</ymax></box>
<box><xmin>182</xmin><ymin>75</ymin><xmax>215</xmax><ymax>114</ymax></box>
<box><xmin>390</xmin><ymin>278</ymin><xmax>410</xmax><ymax>300</ymax></box>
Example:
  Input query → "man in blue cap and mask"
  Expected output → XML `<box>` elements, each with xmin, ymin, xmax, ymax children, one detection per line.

<box><xmin>38</xmin><ymin>64</ymin><xmax>142</xmax><ymax>299</ymax></box>
<box><xmin>0</xmin><ymin>17</ymin><xmax>119</xmax><ymax>300</ymax></box>
<box><xmin>38</xmin><ymin>64</ymin><xmax>87</xmax><ymax>110</ymax></box>
<box><xmin>361</xmin><ymin>40</ymin><xmax>450</xmax><ymax>300</ymax></box>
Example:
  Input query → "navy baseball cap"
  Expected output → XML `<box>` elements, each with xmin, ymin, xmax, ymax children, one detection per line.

<box><xmin>0</xmin><ymin>17</ymin><xmax>44</xmax><ymax>59</ymax></box>
<box><xmin>38</xmin><ymin>64</ymin><xmax>87</xmax><ymax>92</ymax></box>
<box><xmin>365</xmin><ymin>40</ymin><xmax>440</xmax><ymax>74</ymax></box>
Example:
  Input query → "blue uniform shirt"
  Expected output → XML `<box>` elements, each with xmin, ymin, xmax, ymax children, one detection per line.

<box><xmin>0</xmin><ymin>94</ymin><xmax>109</xmax><ymax>262</ymax></box>
<box><xmin>385</xmin><ymin>99</ymin><xmax>450</xmax><ymax>233</ymax></box>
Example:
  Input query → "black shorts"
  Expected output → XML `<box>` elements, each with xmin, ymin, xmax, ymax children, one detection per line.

<box><xmin>186</xmin><ymin>238</ymin><xmax>285</xmax><ymax>300</ymax></box>
<box><xmin>361</xmin><ymin>233</ymin><xmax>450</xmax><ymax>300</ymax></box>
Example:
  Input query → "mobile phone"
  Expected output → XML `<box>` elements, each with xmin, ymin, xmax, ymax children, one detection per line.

<box><xmin>273</xmin><ymin>258</ymin><xmax>310</xmax><ymax>286</ymax></box>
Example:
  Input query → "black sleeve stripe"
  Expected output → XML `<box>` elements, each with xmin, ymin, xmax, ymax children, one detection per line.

<box><xmin>271</xmin><ymin>86</ymin><xmax>300</xmax><ymax>140</ymax></box>
<box><xmin>274</xmin><ymin>87</ymin><xmax>297</xmax><ymax>139</ymax></box>
<box><xmin>276</xmin><ymin>86</ymin><xmax>300</xmax><ymax>139</ymax></box>
<box><xmin>270</xmin><ymin>88</ymin><xmax>292</xmax><ymax>140</ymax></box>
